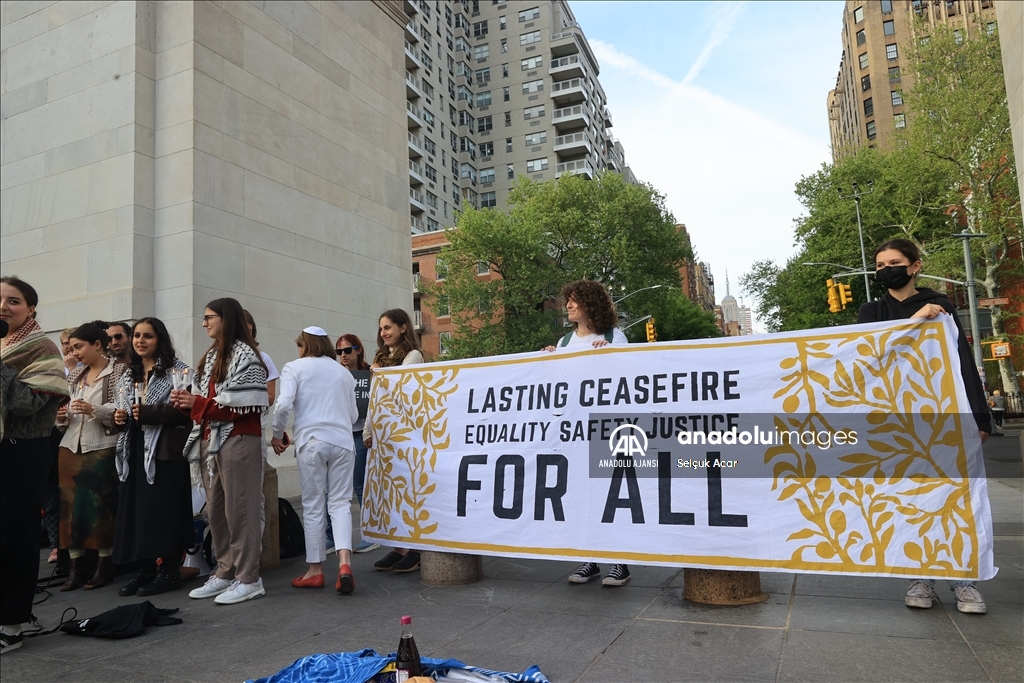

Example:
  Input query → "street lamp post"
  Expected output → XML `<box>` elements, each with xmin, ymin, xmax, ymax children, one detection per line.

<box><xmin>952</xmin><ymin>231</ymin><xmax>988</xmax><ymax>370</ymax></box>
<box><xmin>838</xmin><ymin>182</ymin><xmax>874</xmax><ymax>302</ymax></box>
<box><xmin>613</xmin><ymin>284</ymin><xmax>664</xmax><ymax>305</ymax></box>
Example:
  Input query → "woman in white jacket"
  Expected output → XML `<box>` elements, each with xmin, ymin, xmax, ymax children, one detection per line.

<box><xmin>271</xmin><ymin>327</ymin><xmax>358</xmax><ymax>595</ymax></box>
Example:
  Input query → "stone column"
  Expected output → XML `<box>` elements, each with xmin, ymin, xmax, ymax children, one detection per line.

<box><xmin>683</xmin><ymin>568</ymin><xmax>768</xmax><ymax>605</ymax></box>
<box><xmin>260</xmin><ymin>464</ymin><xmax>280</xmax><ymax>572</ymax></box>
<box><xmin>420</xmin><ymin>551</ymin><xmax>482</xmax><ymax>586</ymax></box>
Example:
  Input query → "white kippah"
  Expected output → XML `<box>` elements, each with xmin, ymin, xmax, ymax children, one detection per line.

<box><xmin>303</xmin><ymin>326</ymin><xmax>329</xmax><ymax>337</ymax></box>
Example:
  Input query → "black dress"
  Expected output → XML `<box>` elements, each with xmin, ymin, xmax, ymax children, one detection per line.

<box><xmin>112</xmin><ymin>424</ymin><xmax>194</xmax><ymax>564</ymax></box>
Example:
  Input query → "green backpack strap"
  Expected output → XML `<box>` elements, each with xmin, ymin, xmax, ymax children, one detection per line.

<box><xmin>559</xmin><ymin>331</ymin><xmax>574</xmax><ymax>347</ymax></box>
<box><xmin>604</xmin><ymin>329</ymin><xmax>615</xmax><ymax>343</ymax></box>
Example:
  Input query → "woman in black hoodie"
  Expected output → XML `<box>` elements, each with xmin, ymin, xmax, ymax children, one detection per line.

<box><xmin>857</xmin><ymin>238</ymin><xmax>991</xmax><ymax>615</ymax></box>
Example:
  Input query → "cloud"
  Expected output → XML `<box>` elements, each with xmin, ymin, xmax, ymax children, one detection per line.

<box><xmin>682</xmin><ymin>2</ymin><xmax>747</xmax><ymax>86</ymax></box>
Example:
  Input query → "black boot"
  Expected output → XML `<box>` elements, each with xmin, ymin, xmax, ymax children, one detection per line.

<box><xmin>137</xmin><ymin>567</ymin><xmax>183</xmax><ymax>597</ymax></box>
<box><xmin>118</xmin><ymin>562</ymin><xmax>157</xmax><ymax>596</ymax></box>
<box><xmin>84</xmin><ymin>556</ymin><xmax>113</xmax><ymax>590</ymax></box>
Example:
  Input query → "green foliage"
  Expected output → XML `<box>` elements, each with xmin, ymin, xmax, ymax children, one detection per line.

<box><xmin>435</xmin><ymin>173</ymin><xmax>691</xmax><ymax>358</ymax></box>
<box><xmin>631</xmin><ymin>290</ymin><xmax>721</xmax><ymax>342</ymax></box>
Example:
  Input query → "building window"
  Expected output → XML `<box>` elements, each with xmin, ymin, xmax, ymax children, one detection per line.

<box><xmin>890</xmin><ymin>90</ymin><xmax>903</xmax><ymax>106</ymax></box>
<box><xmin>437</xmin><ymin>296</ymin><xmax>450</xmax><ymax>317</ymax></box>
<box><xmin>883</xmin><ymin>20</ymin><xmax>895</xmax><ymax>36</ymax></box>
<box><xmin>479</xmin><ymin>141</ymin><xmax>494</xmax><ymax>156</ymax></box>
<box><xmin>460</xmin><ymin>163</ymin><xmax>477</xmax><ymax>182</ymax></box>
<box><xmin>439</xmin><ymin>332</ymin><xmax>452</xmax><ymax>356</ymax></box>
<box><xmin>886</xmin><ymin>43</ymin><xmax>898</xmax><ymax>60</ymax></box>
<box><xmin>507</xmin><ymin>163</ymin><xmax>514</xmax><ymax>178</ymax></box>
<box><xmin>856</xmin><ymin>29</ymin><xmax>866</xmax><ymax>45</ymax></box>
<box><xmin>459</xmin><ymin>110</ymin><xmax>475</xmax><ymax>130</ymax></box>
<box><xmin>985</xmin><ymin>22</ymin><xmax>996</xmax><ymax>35</ymax></box>
<box><xmin>473</xmin><ymin>20</ymin><xmax>488</xmax><ymax>38</ymax></box>
<box><xmin>526</xmin><ymin>157</ymin><xmax>548</xmax><ymax>173</ymax></box>
<box><xmin>522</xmin><ymin>79</ymin><xmax>544</xmax><ymax>94</ymax></box>
<box><xmin>479</xmin><ymin>115</ymin><xmax>493</xmax><ymax>131</ymax></box>
<box><xmin>427</xmin><ymin>218</ymin><xmax>440</xmax><ymax>231</ymax></box>
<box><xmin>424</xmin><ymin>137</ymin><xmax>436</xmax><ymax>155</ymax></box>
<box><xmin>525</xmin><ymin>131</ymin><xmax>547</xmax><ymax>145</ymax></box>
<box><xmin>859</xmin><ymin>52</ymin><xmax>869</xmax><ymax>69</ymax></box>
<box><xmin>459</xmin><ymin>137</ymin><xmax>476</xmax><ymax>157</ymax></box>
<box><xmin>477</xmin><ymin>261</ymin><xmax>491</xmax><ymax>275</ymax></box>
<box><xmin>518</xmin><ymin>6</ymin><xmax>540</xmax><ymax>22</ymax></box>
<box><xmin>888</xmin><ymin>66</ymin><xmax>901</xmax><ymax>82</ymax></box>
<box><xmin>521</xmin><ymin>56</ymin><xmax>543</xmax><ymax>70</ymax></box>
<box><xmin>866</xmin><ymin>120</ymin><xmax>876</xmax><ymax>139</ymax></box>
<box><xmin>474</xmin><ymin>44</ymin><xmax>489</xmax><ymax>60</ymax></box>
<box><xmin>501</xmin><ymin>39</ymin><xmax>508</xmax><ymax>53</ymax></box>
<box><xmin>502</xmin><ymin>63</ymin><xmax>509</xmax><ymax>77</ymax></box>
<box><xmin>953</xmin><ymin>29</ymin><xmax>963</xmax><ymax>44</ymax></box>
<box><xmin>436</xmin><ymin>260</ymin><xmax>449</xmax><ymax>281</ymax></box>
<box><xmin>499</xmin><ymin>16</ymin><xmax>506</xmax><ymax>30</ymax></box>
<box><xmin>506</xmin><ymin>137</ymin><xmax>513</xmax><ymax>152</ymax></box>
<box><xmin>880</xmin><ymin>0</ymin><xmax>892</xmax><ymax>12</ymax></box>
<box><xmin>480</xmin><ymin>167</ymin><xmax>495</xmax><ymax>183</ymax></box>
<box><xmin>475</xmin><ymin>67</ymin><xmax>490</xmax><ymax>86</ymax></box>
<box><xmin>480</xmin><ymin>192</ymin><xmax>496</xmax><ymax>208</ymax></box>
<box><xmin>476</xmin><ymin>90</ymin><xmax>491</xmax><ymax>107</ymax></box>
<box><xmin>520</xmin><ymin>31</ymin><xmax>541</xmax><ymax>46</ymax></box>
<box><xmin>504</xmin><ymin>112</ymin><xmax>512</xmax><ymax>127</ymax></box>
<box><xmin>864</xmin><ymin>97</ymin><xmax>873</xmax><ymax>116</ymax></box>
<box><xmin>458</xmin><ymin>85</ymin><xmax>473</xmax><ymax>104</ymax></box>
<box><xmin>894</xmin><ymin>113</ymin><xmax>906</xmax><ymax>128</ymax></box>
<box><xmin>861</xmin><ymin>74</ymin><xmax>871</xmax><ymax>91</ymax></box>
<box><xmin>425</xmin><ymin>164</ymin><xmax>437</xmax><ymax>181</ymax></box>
<box><xmin>854</xmin><ymin>6</ymin><xmax>864</xmax><ymax>22</ymax></box>
<box><xmin>426</xmin><ymin>191</ymin><xmax>438</xmax><ymax>208</ymax></box>
<box><xmin>524</xmin><ymin>105</ymin><xmax>545</xmax><ymax>120</ymax></box>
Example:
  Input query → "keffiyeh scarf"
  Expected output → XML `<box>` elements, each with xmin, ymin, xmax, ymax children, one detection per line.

<box><xmin>1</xmin><ymin>319</ymin><xmax>69</xmax><ymax>439</ymax></box>
<box><xmin>114</xmin><ymin>359</ymin><xmax>190</xmax><ymax>485</ymax></box>
<box><xmin>183</xmin><ymin>341</ymin><xmax>268</xmax><ymax>474</ymax></box>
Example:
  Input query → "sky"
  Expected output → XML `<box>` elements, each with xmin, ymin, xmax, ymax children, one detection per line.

<box><xmin>570</xmin><ymin>1</ymin><xmax>844</xmax><ymax>329</ymax></box>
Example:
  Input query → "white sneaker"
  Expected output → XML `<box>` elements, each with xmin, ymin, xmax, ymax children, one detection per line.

<box><xmin>214</xmin><ymin>578</ymin><xmax>265</xmax><ymax>605</ymax></box>
<box><xmin>954</xmin><ymin>585</ymin><xmax>987</xmax><ymax>614</ymax></box>
<box><xmin>188</xmin><ymin>575</ymin><xmax>233</xmax><ymax>599</ymax></box>
<box><xmin>905</xmin><ymin>580</ymin><xmax>936</xmax><ymax>609</ymax></box>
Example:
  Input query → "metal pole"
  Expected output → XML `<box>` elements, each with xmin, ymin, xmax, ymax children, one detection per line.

<box><xmin>853</xmin><ymin>197</ymin><xmax>871</xmax><ymax>301</ymax></box>
<box><xmin>955</xmin><ymin>232</ymin><xmax>986</xmax><ymax>370</ymax></box>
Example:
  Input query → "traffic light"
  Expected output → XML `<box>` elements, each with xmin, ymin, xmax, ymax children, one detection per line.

<box><xmin>645</xmin><ymin>318</ymin><xmax>657</xmax><ymax>342</ymax></box>
<box><xmin>827</xmin><ymin>279</ymin><xmax>842</xmax><ymax>313</ymax></box>
<box><xmin>838</xmin><ymin>282</ymin><xmax>854</xmax><ymax>308</ymax></box>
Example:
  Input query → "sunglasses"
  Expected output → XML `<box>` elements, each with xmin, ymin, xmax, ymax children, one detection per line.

<box><xmin>110</xmin><ymin>333</ymin><xmax>125</xmax><ymax>341</ymax></box>
<box><xmin>336</xmin><ymin>346</ymin><xmax>360</xmax><ymax>354</ymax></box>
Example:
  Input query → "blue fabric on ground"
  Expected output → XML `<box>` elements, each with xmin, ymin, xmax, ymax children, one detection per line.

<box><xmin>247</xmin><ymin>649</ymin><xmax>550</xmax><ymax>683</ymax></box>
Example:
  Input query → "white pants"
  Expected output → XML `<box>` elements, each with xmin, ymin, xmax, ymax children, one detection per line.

<box><xmin>296</xmin><ymin>438</ymin><xmax>354</xmax><ymax>563</ymax></box>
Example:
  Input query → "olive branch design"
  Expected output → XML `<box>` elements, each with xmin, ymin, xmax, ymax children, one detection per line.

<box><xmin>767</xmin><ymin>324</ymin><xmax>975</xmax><ymax>573</ymax></box>
<box><xmin>362</xmin><ymin>368</ymin><xmax>458</xmax><ymax>540</ymax></box>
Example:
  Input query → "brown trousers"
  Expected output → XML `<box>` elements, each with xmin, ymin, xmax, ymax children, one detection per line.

<box><xmin>200</xmin><ymin>435</ymin><xmax>263</xmax><ymax>585</ymax></box>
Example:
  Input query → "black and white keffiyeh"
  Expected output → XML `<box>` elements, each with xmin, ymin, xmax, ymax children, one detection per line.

<box><xmin>183</xmin><ymin>341</ymin><xmax>268</xmax><ymax>472</ymax></box>
<box><xmin>114</xmin><ymin>359</ymin><xmax>190</xmax><ymax>484</ymax></box>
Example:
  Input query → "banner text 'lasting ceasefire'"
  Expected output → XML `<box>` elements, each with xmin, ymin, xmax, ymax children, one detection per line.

<box><xmin>466</xmin><ymin>371</ymin><xmax>742</xmax><ymax>413</ymax></box>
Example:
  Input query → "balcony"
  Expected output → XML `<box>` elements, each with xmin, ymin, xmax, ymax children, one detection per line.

<box><xmin>413</xmin><ymin>310</ymin><xmax>423</xmax><ymax>329</ymax></box>
<box><xmin>555</xmin><ymin>158</ymin><xmax>595</xmax><ymax>179</ymax></box>
<box><xmin>411</xmin><ymin>218</ymin><xmax>424</xmax><ymax>235</ymax></box>
<box><xmin>603</xmin><ymin>106</ymin><xmax>613</xmax><ymax>128</ymax></box>
<box><xmin>409</xmin><ymin>159</ymin><xmax>424</xmax><ymax>185</ymax></box>
<box><xmin>410</xmin><ymin>187</ymin><xmax>426</xmax><ymax>213</ymax></box>
<box><xmin>407</xmin><ymin>101</ymin><xmax>422</xmax><ymax>128</ymax></box>
<box><xmin>406</xmin><ymin>70</ymin><xmax>422</xmax><ymax>98</ymax></box>
<box><xmin>407</xmin><ymin>131</ymin><xmax>423</xmax><ymax>158</ymax></box>
<box><xmin>551</xmin><ymin>104</ymin><xmax>590</xmax><ymax>131</ymax></box>
<box><xmin>403</xmin><ymin>0</ymin><xmax>417</xmax><ymax>14</ymax></box>
<box><xmin>404</xmin><ymin>40</ymin><xmax>421</xmax><ymax>68</ymax></box>
<box><xmin>553</xmin><ymin>131</ymin><xmax>591</xmax><ymax>156</ymax></box>
<box><xmin>413</xmin><ymin>270</ymin><xmax>422</xmax><ymax>289</ymax></box>
<box><xmin>405</xmin><ymin>19</ymin><xmax>419</xmax><ymax>43</ymax></box>
<box><xmin>550</xmin><ymin>77</ymin><xmax>588</xmax><ymax>104</ymax></box>
<box><xmin>549</xmin><ymin>54</ymin><xmax>587</xmax><ymax>80</ymax></box>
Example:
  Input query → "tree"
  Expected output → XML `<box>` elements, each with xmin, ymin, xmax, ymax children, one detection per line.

<box><xmin>434</xmin><ymin>173</ymin><xmax>691</xmax><ymax>358</ymax></box>
<box><xmin>630</xmin><ymin>290</ymin><xmax>720</xmax><ymax>343</ymax></box>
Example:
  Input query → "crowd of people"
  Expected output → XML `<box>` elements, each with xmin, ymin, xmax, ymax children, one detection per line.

<box><xmin>0</xmin><ymin>247</ymin><xmax>1000</xmax><ymax>654</ymax></box>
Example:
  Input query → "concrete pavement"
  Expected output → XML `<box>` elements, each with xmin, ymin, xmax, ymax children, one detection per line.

<box><xmin>3</xmin><ymin>430</ymin><xmax>1021</xmax><ymax>683</ymax></box>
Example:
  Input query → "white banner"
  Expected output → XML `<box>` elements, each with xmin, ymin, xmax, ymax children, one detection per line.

<box><xmin>362</xmin><ymin>318</ymin><xmax>996</xmax><ymax>579</ymax></box>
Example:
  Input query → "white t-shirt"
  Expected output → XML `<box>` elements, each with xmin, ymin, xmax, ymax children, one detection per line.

<box><xmin>260</xmin><ymin>351</ymin><xmax>280</xmax><ymax>382</ymax></box>
<box><xmin>557</xmin><ymin>328</ymin><xmax>628</xmax><ymax>350</ymax></box>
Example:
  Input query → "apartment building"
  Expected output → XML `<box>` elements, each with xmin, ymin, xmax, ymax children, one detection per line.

<box><xmin>827</xmin><ymin>0</ymin><xmax>997</xmax><ymax>160</ymax></box>
<box><xmin>403</xmin><ymin>0</ymin><xmax>633</xmax><ymax>234</ymax></box>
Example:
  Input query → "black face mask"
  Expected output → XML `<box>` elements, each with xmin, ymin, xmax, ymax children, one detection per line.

<box><xmin>875</xmin><ymin>265</ymin><xmax>914</xmax><ymax>290</ymax></box>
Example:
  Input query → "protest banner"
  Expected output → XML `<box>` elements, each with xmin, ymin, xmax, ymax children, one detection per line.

<box><xmin>361</xmin><ymin>317</ymin><xmax>996</xmax><ymax>579</ymax></box>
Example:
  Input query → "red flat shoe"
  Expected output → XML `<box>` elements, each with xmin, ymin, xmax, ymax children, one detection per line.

<box><xmin>291</xmin><ymin>573</ymin><xmax>325</xmax><ymax>588</ymax></box>
<box><xmin>336</xmin><ymin>564</ymin><xmax>354</xmax><ymax>595</ymax></box>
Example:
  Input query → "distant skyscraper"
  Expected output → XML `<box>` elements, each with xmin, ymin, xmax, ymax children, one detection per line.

<box><xmin>719</xmin><ymin>270</ymin><xmax>742</xmax><ymax>336</ymax></box>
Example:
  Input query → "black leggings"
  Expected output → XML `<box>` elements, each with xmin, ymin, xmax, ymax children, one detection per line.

<box><xmin>1</xmin><ymin>436</ymin><xmax>51</xmax><ymax>625</ymax></box>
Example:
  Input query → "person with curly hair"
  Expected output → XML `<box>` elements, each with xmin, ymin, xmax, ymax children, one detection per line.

<box><xmin>543</xmin><ymin>280</ymin><xmax>631</xmax><ymax>586</ymax></box>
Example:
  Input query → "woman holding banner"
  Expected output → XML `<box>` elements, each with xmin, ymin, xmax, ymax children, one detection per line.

<box><xmin>367</xmin><ymin>310</ymin><xmax>424</xmax><ymax>573</ymax></box>
<box><xmin>858</xmin><ymin>238</ymin><xmax>990</xmax><ymax>615</ymax></box>
<box><xmin>543</xmin><ymin>280</ymin><xmax>631</xmax><ymax>587</ymax></box>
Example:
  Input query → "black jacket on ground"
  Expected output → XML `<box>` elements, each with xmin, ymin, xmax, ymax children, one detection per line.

<box><xmin>856</xmin><ymin>288</ymin><xmax>992</xmax><ymax>434</ymax></box>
